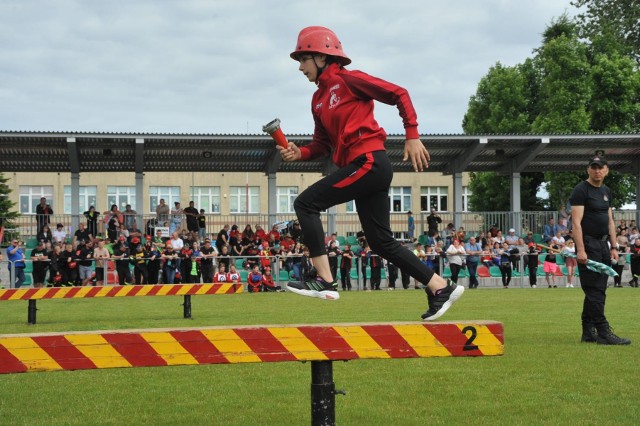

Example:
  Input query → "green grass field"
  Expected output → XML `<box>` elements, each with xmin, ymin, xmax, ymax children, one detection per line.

<box><xmin>0</xmin><ymin>287</ymin><xmax>638</xmax><ymax>425</ymax></box>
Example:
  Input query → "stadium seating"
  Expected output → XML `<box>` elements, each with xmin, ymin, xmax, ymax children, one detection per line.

<box><xmin>489</xmin><ymin>266</ymin><xmax>502</xmax><ymax>277</ymax></box>
<box><xmin>477</xmin><ymin>265</ymin><xmax>491</xmax><ymax>277</ymax></box>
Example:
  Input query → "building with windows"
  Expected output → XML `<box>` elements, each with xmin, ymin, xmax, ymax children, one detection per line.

<box><xmin>8</xmin><ymin>170</ymin><xmax>469</xmax><ymax>217</ymax></box>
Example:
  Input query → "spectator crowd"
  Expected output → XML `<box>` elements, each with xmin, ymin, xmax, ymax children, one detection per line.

<box><xmin>4</xmin><ymin>197</ymin><xmax>638</xmax><ymax>291</ymax></box>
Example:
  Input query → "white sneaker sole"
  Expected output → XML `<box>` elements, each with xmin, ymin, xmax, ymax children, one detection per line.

<box><xmin>422</xmin><ymin>285</ymin><xmax>465</xmax><ymax>321</ymax></box>
<box><xmin>286</xmin><ymin>285</ymin><xmax>340</xmax><ymax>300</ymax></box>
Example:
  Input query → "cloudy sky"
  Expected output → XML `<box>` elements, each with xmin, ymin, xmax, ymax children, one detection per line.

<box><xmin>1</xmin><ymin>0</ymin><xmax>577</xmax><ymax>135</ymax></box>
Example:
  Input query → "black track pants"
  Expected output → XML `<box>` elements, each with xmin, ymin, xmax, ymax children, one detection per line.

<box><xmin>294</xmin><ymin>150</ymin><xmax>436</xmax><ymax>285</ymax></box>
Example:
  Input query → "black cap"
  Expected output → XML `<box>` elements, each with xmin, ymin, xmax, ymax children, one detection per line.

<box><xmin>589</xmin><ymin>155</ymin><xmax>607</xmax><ymax>167</ymax></box>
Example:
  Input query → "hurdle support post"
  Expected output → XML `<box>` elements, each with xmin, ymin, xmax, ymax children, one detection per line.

<box><xmin>311</xmin><ymin>360</ymin><xmax>337</xmax><ymax>426</ymax></box>
<box><xmin>27</xmin><ymin>300</ymin><xmax>37</xmax><ymax>325</ymax></box>
<box><xmin>183</xmin><ymin>295</ymin><xmax>192</xmax><ymax>319</ymax></box>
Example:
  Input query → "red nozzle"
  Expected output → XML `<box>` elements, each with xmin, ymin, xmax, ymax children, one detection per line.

<box><xmin>262</xmin><ymin>118</ymin><xmax>289</xmax><ymax>149</ymax></box>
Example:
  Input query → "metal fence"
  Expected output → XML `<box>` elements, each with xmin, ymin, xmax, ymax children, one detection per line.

<box><xmin>0</xmin><ymin>255</ymin><xmax>387</xmax><ymax>290</ymax></box>
<box><xmin>5</xmin><ymin>251</ymin><xmax>632</xmax><ymax>291</ymax></box>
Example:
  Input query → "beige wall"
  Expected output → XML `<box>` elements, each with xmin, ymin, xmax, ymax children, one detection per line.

<box><xmin>6</xmin><ymin>171</ymin><xmax>469</xmax><ymax>215</ymax></box>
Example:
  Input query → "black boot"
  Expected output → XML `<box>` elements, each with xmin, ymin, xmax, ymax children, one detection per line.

<box><xmin>581</xmin><ymin>323</ymin><xmax>598</xmax><ymax>343</ymax></box>
<box><xmin>596</xmin><ymin>327</ymin><xmax>631</xmax><ymax>345</ymax></box>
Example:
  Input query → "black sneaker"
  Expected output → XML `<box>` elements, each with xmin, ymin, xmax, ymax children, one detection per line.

<box><xmin>286</xmin><ymin>277</ymin><xmax>340</xmax><ymax>300</ymax></box>
<box><xmin>421</xmin><ymin>280</ymin><xmax>464</xmax><ymax>321</ymax></box>
<box><xmin>596</xmin><ymin>329</ymin><xmax>631</xmax><ymax>345</ymax></box>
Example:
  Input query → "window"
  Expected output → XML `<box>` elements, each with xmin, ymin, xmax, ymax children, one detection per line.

<box><xmin>462</xmin><ymin>186</ymin><xmax>470</xmax><ymax>212</ymax></box>
<box><xmin>64</xmin><ymin>186</ymin><xmax>97</xmax><ymax>214</ymax></box>
<box><xmin>277</xmin><ymin>186</ymin><xmax>298</xmax><ymax>213</ymax></box>
<box><xmin>190</xmin><ymin>186</ymin><xmax>221</xmax><ymax>213</ymax></box>
<box><xmin>19</xmin><ymin>186</ymin><xmax>53</xmax><ymax>214</ymax></box>
<box><xmin>107</xmin><ymin>186</ymin><xmax>136</xmax><ymax>212</ymax></box>
<box><xmin>345</xmin><ymin>200</ymin><xmax>356</xmax><ymax>213</ymax></box>
<box><xmin>229</xmin><ymin>186</ymin><xmax>259</xmax><ymax>214</ymax></box>
<box><xmin>388</xmin><ymin>186</ymin><xmax>411</xmax><ymax>212</ymax></box>
<box><xmin>420</xmin><ymin>186</ymin><xmax>448</xmax><ymax>212</ymax></box>
<box><xmin>149</xmin><ymin>186</ymin><xmax>180</xmax><ymax>213</ymax></box>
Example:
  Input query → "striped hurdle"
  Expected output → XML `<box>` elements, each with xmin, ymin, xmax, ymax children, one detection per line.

<box><xmin>0</xmin><ymin>321</ymin><xmax>504</xmax><ymax>425</ymax></box>
<box><xmin>0</xmin><ymin>283</ymin><xmax>244</xmax><ymax>324</ymax></box>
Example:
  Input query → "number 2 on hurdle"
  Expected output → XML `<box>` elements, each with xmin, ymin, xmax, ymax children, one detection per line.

<box><xmin>462</xmin><ymin>326</ymin><xmax>479</xmax><ymax>351</ymax></box>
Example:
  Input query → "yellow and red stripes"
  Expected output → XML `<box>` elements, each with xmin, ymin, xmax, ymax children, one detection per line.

<box><xmin>0</xmin><ymin>283</ymin><xmax>243</xmax><ymax>301</ymax></box>
<box><xmin>0</xmin><ymin>321</ymin><xmax>503</xmax><ymax>374</ymax></box>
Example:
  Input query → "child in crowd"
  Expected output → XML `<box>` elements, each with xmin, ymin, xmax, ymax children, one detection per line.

<box><xmin>247</xmin><ymin>264</ymin><xmax>263</xmax><ymax>293</ymax></box>
<box><xmin>481</xmin><ymin>244</ymin><xmax>493</xmax><ymax>268</ymax></box>
<box><xmin>261</xmin><ymin>267</ymin><xmax>283</xmax><ymax>292</ymax></box>
<box><xmin>524</xmin><ymin>243</ymin><xmax>539</xmax><ymax>288</ymax></box>
<box><xmin>543</xmin><ymin>245</ymin><xmax>559</xmax><ymax>288</ymax></box>
<box><xmin>227</xmin><ymin>264</ymin><xmax>241</xmax><ymax>284</ymax></box>
<box><xmin>213</xmin><ymin>263</ymin><xmax>228</xmax><ymax>283</ymax></box>
<box><xmin>339</xmin><ymin>244</ymin><xmax>353</xmax><ymax>291</ymax></box>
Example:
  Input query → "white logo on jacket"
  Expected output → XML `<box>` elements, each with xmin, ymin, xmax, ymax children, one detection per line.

<box><xmin>329</xmin><ymin>91</ymin><xmax>340</xmax><ymax>109</ymax></box>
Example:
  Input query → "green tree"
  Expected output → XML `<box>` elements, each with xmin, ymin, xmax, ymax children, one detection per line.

<box><xmin>462</xmin><ymin>63</ymin><xmax>531</xmax><ymax>134</ymax></box>
<box><xmin>464</xmin><ymin>14</ymin><xmax>638</xmax><ymax>211</ymax></box>
<box><xmin>468</xmin><ymin>172</ymin><xmax>544</xmax><ymax>212</ymax></box>
<box><xmin>462</xmin><ymin>62</ymin><xmax>544</xmax><ymax>212</ymax></box>
<box><xmin>589</xmin><ymin>51</ymin><xmax>640</xmax><ymax>132</ymax></box>
<box><xmin>0</xmin><ymin>173</ymin><xmax>19</xmax><ymax>245</ymax></box>
<box><xmin>571</xmin><ymin>0</ymin><xmax>640</xmax><ymax>64</ymax></box>
<box><xmin>531</xmin><ymin>23</ymin><xmax>592</xmax><ymax>133</ymax></box>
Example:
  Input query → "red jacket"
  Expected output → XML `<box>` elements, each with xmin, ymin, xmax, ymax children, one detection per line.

<box><xmin>262</xmin><ymin>274</ymin><xmax>276</xmax><ymax>288</ymax></box>
<box><xmin>300</xmin><ymin>63</ymin><xmax>420</xmax><ymax>168</ymax></box>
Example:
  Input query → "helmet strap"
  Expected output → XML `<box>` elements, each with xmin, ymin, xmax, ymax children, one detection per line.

<box><xmin>312</xmin><ymin>54</ymin><xmax>329</xmax><ymax>79</ymax></box>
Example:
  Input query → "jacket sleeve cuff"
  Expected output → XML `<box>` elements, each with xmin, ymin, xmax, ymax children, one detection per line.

<box><xmin>299</xmin><ymin>147</ymin><xmax>312</xmax><ymax>161</ymax></box>
<box><xmin>405</xmin><ymin>126</ymin><xmax>420</xmax><ymax>141</ymax></box>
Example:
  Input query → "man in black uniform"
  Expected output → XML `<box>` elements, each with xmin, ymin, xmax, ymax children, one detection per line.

<box><xmin>427</xmin><ymin>208</ymin><xmax>442</xmax><ymax>237</ymax></box>
<box><xmin>569</xmin><ymin>155</ymin><xmax>630</xmax><ymax>345</ymax></box>
<box><xmin>199</xmin><ymin>239</ymin><xmax>216</xmax><ymax>283</ymax></box>
<box><xmin>183</xmin><ymin>201</ymin><xmax>200</xmax><ymax>236</ymax></box>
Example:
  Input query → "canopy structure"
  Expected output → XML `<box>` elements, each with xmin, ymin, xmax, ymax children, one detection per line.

<box><xmin>0</xmin><ymin>131</ymin><xmax>639</xmax><ymax>174</ymax></box>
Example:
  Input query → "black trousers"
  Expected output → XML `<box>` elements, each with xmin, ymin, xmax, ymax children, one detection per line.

<box><xmin>134</xmin><ymin>264</ymin><xmax>148</xmax><ymax>284</ymax></box>
<box><xmin>631</xmin><ymin>257</ymin><xmax>640</xmax><ymax>280</ymax></box>
<box><xmin>294</xmin><ymin>151</ymin><xmax>436</xmax><ymax>286</ymax></box>
<box><xmin>116</xmin><ymin>263</ymin><xmax>130</xmax><ymax>286</ymax></box>
<box><xmin>400</xmin><ymin>269</ymin><xmax>410</xmax><ymax>289</ymax></box>
<box><xmin>449</xmin><ymin>263</ymin><xmax>462</xmax><ymax>284</ymax></box>
<box><xmin>340</xmin><ymin>266</ymin><xmax>351</xmax><ymax>290</ymax></box>
<box><xmin>528</xmin><ymin>266</ymin><xmax>537</xmax><ymax>286</ymax></box>
<box><xmin>387</xmin><ymin>263</ymin><xmax>398</xmax><ymax>288</ymax></box>
<box><xmin>370</xmin><ymin>266</ymin><xmax>381</xmax><ymax>289</ymax></box>
<box><xmin>578</xmin><ymin>237</ymin><xmax>611</xmax><ymax>333</ymax></box>
<box><xmin>147</xmin><ymin>262</ymin><xmax>159</xmax><ymax>285</ymax></box>
<box><xmin>499</xmin><ymin>264</ymin><xmax>512</xmax><ymax>286</ymax></box>
<box><xmin>612</xmin><ymin>264</ymin><xmax>624</xmax><ymax>286</ymax></box>
<box><xmin>201</xmin><ymin>263</ymin><xmax>214</xmax><ymax>283</ymax></box>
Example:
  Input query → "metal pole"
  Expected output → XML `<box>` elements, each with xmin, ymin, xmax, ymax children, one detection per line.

<box><xmin>310</xmin><ymin>360</ymin><xmax>335</xmax><ymax>426</ymax></box>
<box><xmin>27</xmin><ymin>299</ymin><xmax>37</xmax><ymax>325</ymax></box>
<box><xmin>183</xmin><ymin>295</ymin><xmax>192</xmax><ymax>319</ymax></box>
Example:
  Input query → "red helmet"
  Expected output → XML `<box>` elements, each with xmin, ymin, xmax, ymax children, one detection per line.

<box><xmin>54</xmin><ymin>274</ymin><xmax>62</xmax><ymax>283</ymax></box>
<box><xmin>290</xmin><ymin>26</ymin><xmax>351</xmax><ymax>66</ymax></box>
<box><xmin>69</xmin><ymin>262</ymin><xmax>77</xmax><ymax>269</ymax></box>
